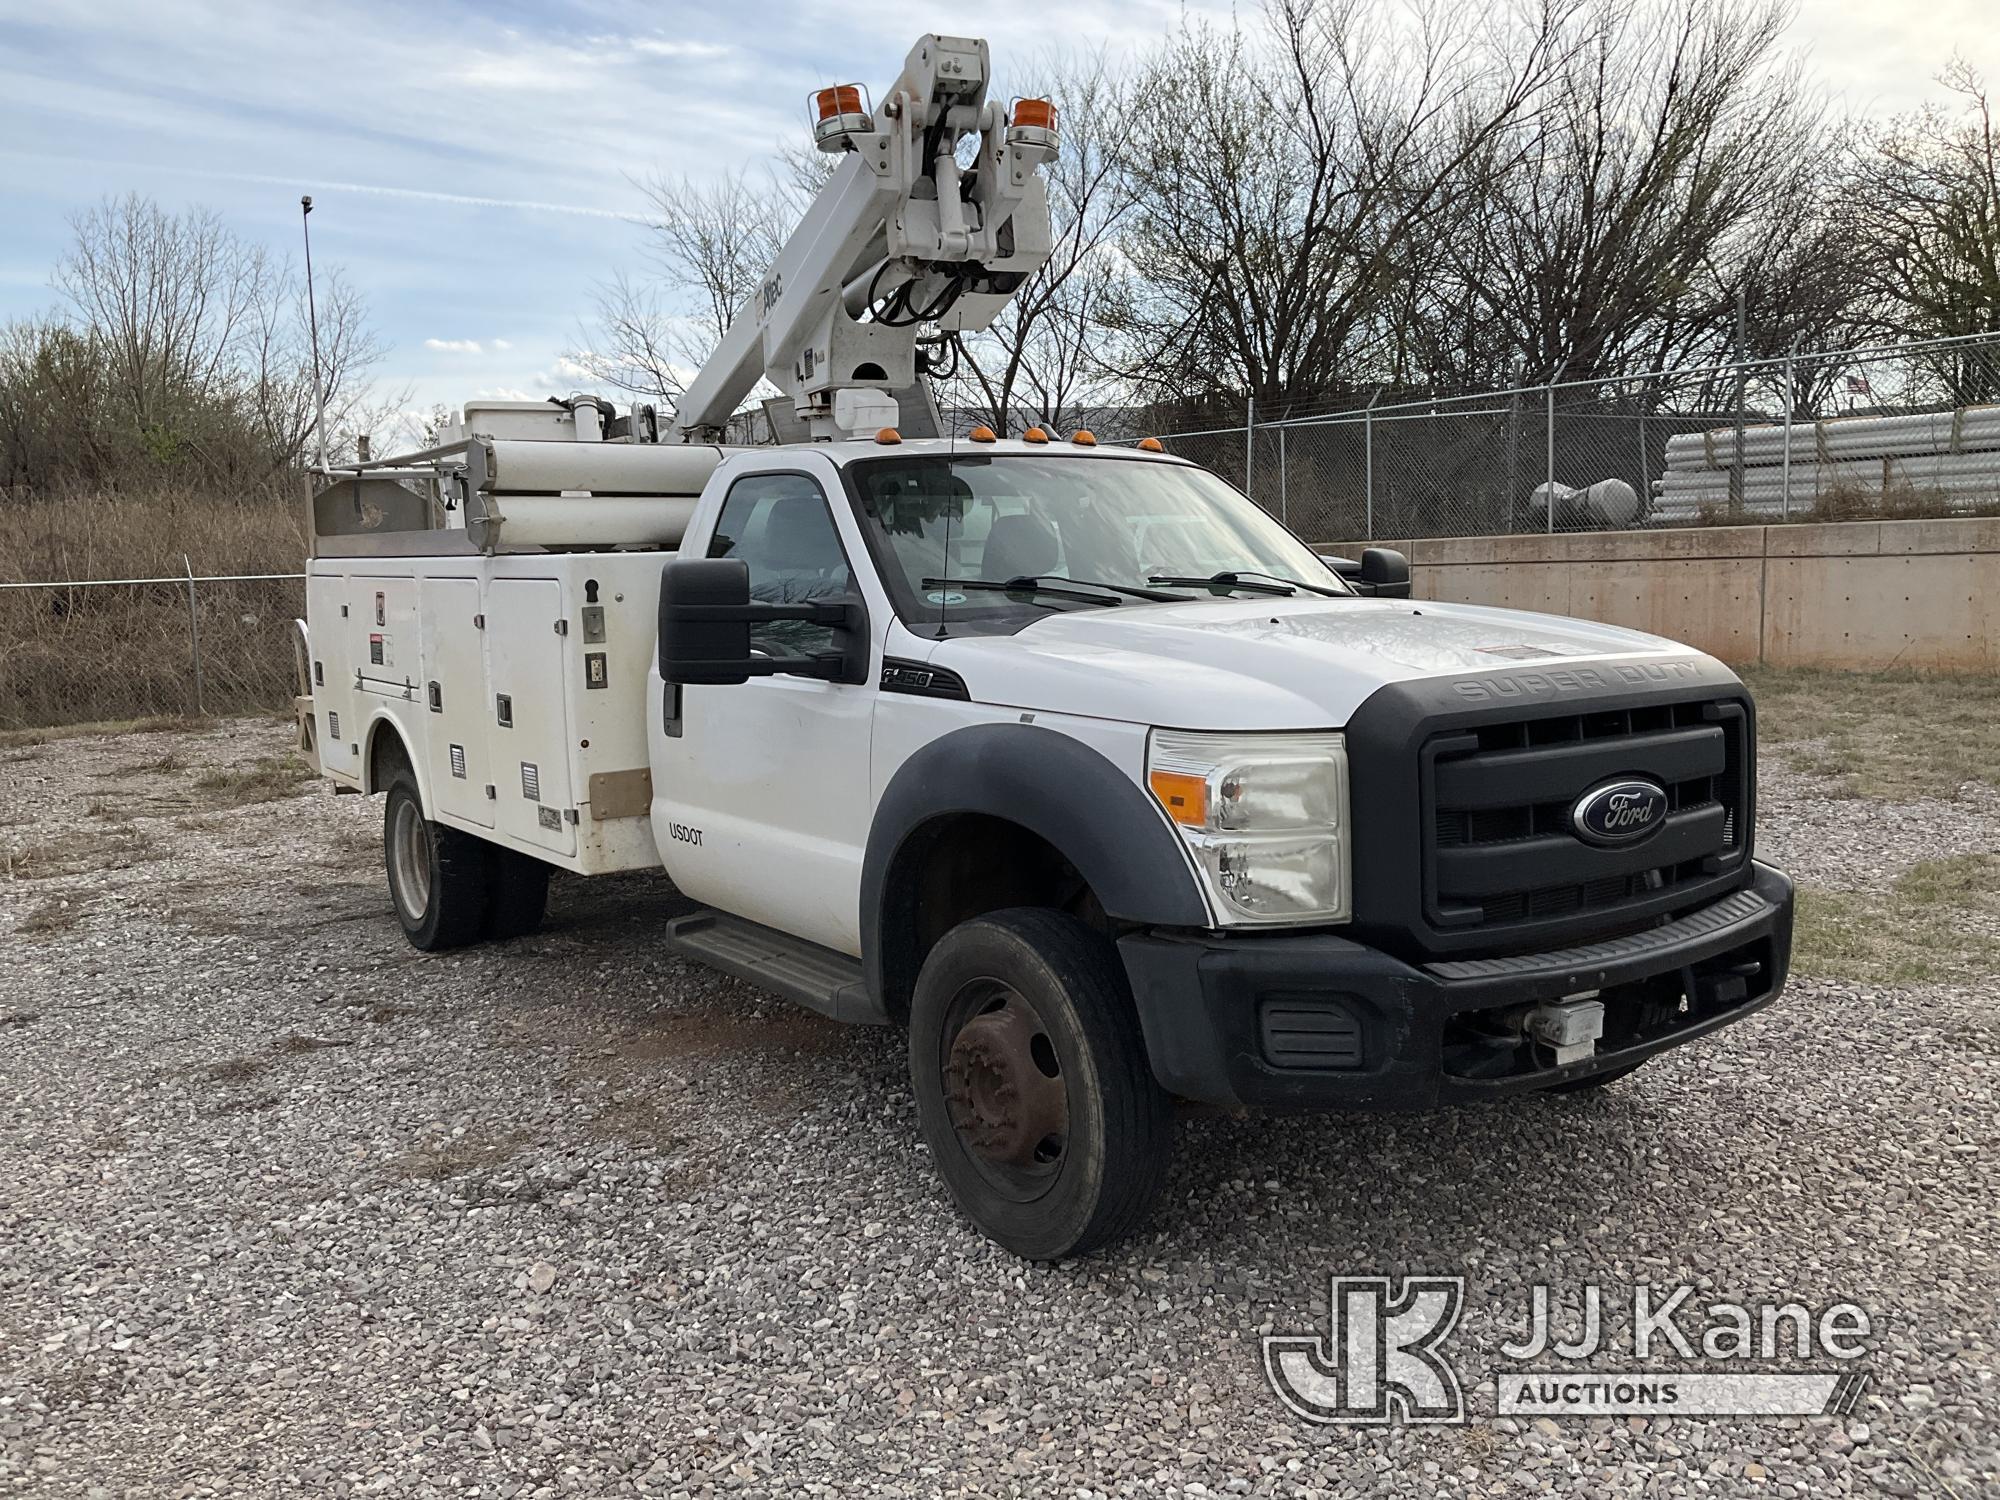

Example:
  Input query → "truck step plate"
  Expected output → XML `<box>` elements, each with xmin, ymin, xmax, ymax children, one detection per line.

<box><xmin>665</xmin><ymin>911</ymin><xmax>883</xmax><ymax>1025</ymax></box>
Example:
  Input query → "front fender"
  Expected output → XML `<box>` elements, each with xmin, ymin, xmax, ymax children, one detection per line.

<box><xmin>860</xmin><ymin>723</ymin><xmax>1209</xmax><ymax>1013</ymax></box>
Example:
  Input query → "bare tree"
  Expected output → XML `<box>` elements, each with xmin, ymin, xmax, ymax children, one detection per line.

<box><xmin>12</xmin><ymin>194</ymin><xmax>387</xmax><ymax>494</ymax></box>
<box><xmin>241</xmin><ymin>263</ymin><xmax>390</xmax><ymax>471</ymax></box>
<box><xmin>54</xmin><ymin>195</ymin><xmax>267</xmax><ymax>431</ymax></box>
<box><xmin>569</xmin><ymin>168</ymin><xmax>810</xmax><ymax>410</ymax></box>
<box><xmin>1847</xmin><ymin>59</ymin><xmax>2000</xmax><ymax>342</ymax></box>
<box><xmin>1104</xmin><ymin>0</ymin><xmax>1578</xmax><ymax>418</ymax></box>
<box><xmin>1420</xmin><ymin>0</ymin><xmax>1845</xmax><ymax>391</ymax></box>
<box><xmin>949</xmin><ymin>50</ymin><xmax>1139</xmax><ymax>435</ymax></box>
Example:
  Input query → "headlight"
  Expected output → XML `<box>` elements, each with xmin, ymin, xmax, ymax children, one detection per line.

<box><xmin>1146</xmin><ymin>730</ymin><xmax>1350</xmax><ymax>925</ymax></box>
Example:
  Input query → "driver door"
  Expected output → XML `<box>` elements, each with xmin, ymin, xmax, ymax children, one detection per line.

<box><xmin>648</xmin><ymin>470</ymin><xmax>877</xmax><ymax>956</ymax></box>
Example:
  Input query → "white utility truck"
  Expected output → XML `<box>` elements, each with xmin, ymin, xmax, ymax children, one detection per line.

<box><xmin>299</xmin><ymin>34</ymin><xmax>1794</xmax><ymax>1258</ymax></box>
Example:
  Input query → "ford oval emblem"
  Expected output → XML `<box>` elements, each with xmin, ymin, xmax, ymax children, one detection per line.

<box><xmin>1572</xmin><ymin>778</ymin><xmax>1668</xmax><ymax>846</ymax></box>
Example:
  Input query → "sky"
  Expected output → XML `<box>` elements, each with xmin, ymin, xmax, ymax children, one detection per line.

<box><xmin>1</xmin><ymin>0</ymin><xmax>1995</xmax><ymax>438</ymax></box>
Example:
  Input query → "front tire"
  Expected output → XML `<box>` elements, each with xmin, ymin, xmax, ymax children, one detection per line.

<box><xmin>909</xmin><ymin>908</ymin><xmax>1173</xmax><ymax>1260</ymax></box>
<box><xmin>383</xmin><ymin>773</ymin><xmax>489</xmax><ymax>951</ymax></box>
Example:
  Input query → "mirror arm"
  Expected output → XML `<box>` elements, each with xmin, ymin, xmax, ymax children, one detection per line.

<box><xmin>663</xmin><ymin>598</ymin><xmax>855</xmax><ymax>627</ymax></box>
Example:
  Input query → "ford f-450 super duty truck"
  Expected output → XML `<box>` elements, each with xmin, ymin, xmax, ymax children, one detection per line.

<box><xmin>297</xmin><ymin>35</ymin><xmax>1794</xmax><ymax>1258</ymax></box>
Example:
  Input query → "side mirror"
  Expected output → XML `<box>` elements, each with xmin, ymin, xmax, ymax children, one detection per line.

<box><xmin>657</xmin><ymin>557</ymin><xmax>869</xmax><ymax>686</ymax></box>
<box><xmin>1358</xmin><ymin>547</ymin><xmax>1411</xmax><ymax>599</ymax></box>
<box><xmin>659</xmin><ymin>557</ymin><xmax>756</xmax><ymax>685</ymax></box>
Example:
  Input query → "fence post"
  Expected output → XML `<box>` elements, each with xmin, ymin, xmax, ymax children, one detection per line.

<box><xmin>1278</xmin><ymin>421</ymin><xmax>1288</xmax><ymax>525</ymax></box>
<box><xmin>183</xmin><ymin>553</ymin><xmax>206</xmax><ymax>717</ymax></box>
<box><xmin>1633</xmin><ymin>376</ymin><xmax>1649</xmax><ymax>519</ymax></box>
<box><xmin>1364</xmin><ymin>405</ymin><xmax>1374</xmax><ymax>542</ymax></box>
<box><xmin>1505</xmin><ymin>363</ymin><xmax>1523</xmax><ymax>531</ymax></box>
<box><xmin>1545</xmin><ymin>381</ymin><xmax>1556</xmax><ymax>535</ymax></box>
<box><xmin>1780</xmin><ymin>336</ymin><xmax>1799</xmax><ymax>520</ymax></box>
<box><xmin>1244</xmin><ymin>393</ymin><xmax>1255</xmax><ymax>500</ymax></box>
<box><xmin>1729</xmin><ymin>286</ymin><xmax>1748</xmax><ymax>514</ymax></box>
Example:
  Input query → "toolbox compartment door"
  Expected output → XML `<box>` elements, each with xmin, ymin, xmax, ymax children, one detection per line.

<box><xmin>484</xmin><ymin>577</ymin><xmax>577</xmax><ymax>857</ymax></box>
<box><xmin>305</xmin><ymin>573</ymin><xmax>360</xmax><ymax>781</ymax></box>
<box><xmin>418</xmin><ymin>575</ymin><xmax>494</xmax><ymax>829</ymax></box>
<box><xmin>354</xmin><ymin>576</ymin><xmax>420</xmax><ymax>696</ymax></box>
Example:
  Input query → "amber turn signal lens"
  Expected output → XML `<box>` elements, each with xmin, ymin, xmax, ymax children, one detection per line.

<box><xmin>1022</xmin><ymin>427</ymin><xmax>1050</xmax><ymax>443</ymax></box>
<box><xmin>1137</xmin><ymin>436</ymin><xmax>1165</xmax><ymax>452</ymax></box>
<box><xmin>1149</xmin><ymin>770</ymin><xmax>1208</xmax><ymax>827</ymax></box>
<box><xmin>969</xmin><ymin>425</ymin><xmax>997</xmax><ymax>443</ymax></box>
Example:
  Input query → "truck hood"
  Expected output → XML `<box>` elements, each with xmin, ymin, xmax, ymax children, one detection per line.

<box><xmin>928</xmin><ymin>597</ymin><xmax>1722</xmax><ymax>729</ymax></box>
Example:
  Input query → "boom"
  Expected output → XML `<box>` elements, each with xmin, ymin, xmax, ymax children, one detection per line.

<box><xmin>668</xmin><ymin>34</ymin><xmax>1059</xmax><ymax>443</ymax></box>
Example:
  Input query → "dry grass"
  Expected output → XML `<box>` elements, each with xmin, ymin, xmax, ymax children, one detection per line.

<box><xmin>2</xmin><ymin>826</ymin><xmax>157</xmax><ymax>880</ymax></box>
<box><xmin>0</xmin><ymin>490</ymin><xmax>306</xmax><ymax>585</ymax></box>
<box><xmin>117</xmin><ymin>748</ymin><xmax>187</xmax><ymax>775</ymax></box>
<box><xmin>197</xmin><ymin>1056</ymin><xmax>267</xmax><ymax>1084</ymax></box>
<box><xmin>1793</xmin><ymin>854</ymin><xmax>2000</xmax><ymax>985</ymax></box>
<box><xmin>1690</xmin><ymin>484</ymin><xmax>2000</xmax><ymax>528</ymax></box>
<box><xmin>385</xmin><ymin>1127</ymin><xmax>530</xmax><ymax>1183</ymax></box>
<box><xmin>1744</xmin><ymin>667</ymin><xmax>2000</xmax><ymax>801</ymax></box>
<box><xmin>0</xmin><ymin>492</ymin><xmax>307</xmax><ymax>732</ymax></box>
<box><xmin>15</xmin><ymin>894</ymin><xmax>95</xmax><ymax>936</ymax></box>
<box><xmin>274</xmin><ymin>1034</ymin><xmax>351</xmax><ymax>1055</ymax></box>
<box><xmin>0</xmin><ymin>715</ymin><xmax>198</xmax><ymax>750</ymax></box>
<box><xmin>193</xmin><ymin>754</ymin><xmax>316</xmax><ymax>808</ymax></box>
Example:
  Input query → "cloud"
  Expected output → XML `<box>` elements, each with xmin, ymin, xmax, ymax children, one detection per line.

<box><xmin>424</xmin><ymin>337</ymin><xmax>482</xmax><ymax>354</ymax></box>
<box><xmin>491</xmin><ymin>338</ymin><xmax>512</xmax><ymax>350</ymax></box>
<box><xmin>626</xmin><ymin>37</ymin><xmax>730</xmax><ymax>60</ymax></box>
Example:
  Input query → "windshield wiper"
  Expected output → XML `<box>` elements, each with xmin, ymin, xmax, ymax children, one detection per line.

<box><xmin>923</xmin><ymin>575</ymin><xmax>1190</xmax><ymax>606</ymax></box>
<box><xmin>1147</xmin><ymin>571</ymin><xmax>1292</xmax><ymax>596</ymax></box>
<box><xmin>1147</xmin><ymin>569</ymin><xmax>1346</xmax><ymax>599</ymax></box>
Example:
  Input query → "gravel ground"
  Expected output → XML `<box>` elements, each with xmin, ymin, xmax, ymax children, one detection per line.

<box><xmin>1</xmin><ymin>718</ymin><xmax>1996</xmax><ymax>1499</ymax></box>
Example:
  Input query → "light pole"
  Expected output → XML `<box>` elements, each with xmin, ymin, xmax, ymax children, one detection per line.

<box><xmin>301</xmin><ymin>195</ymin><xmax>330</xmax><ymax>472</ymax></box>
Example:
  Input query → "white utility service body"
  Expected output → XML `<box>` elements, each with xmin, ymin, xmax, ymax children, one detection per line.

<box><xmin>297</xmin><ymin>31</ymin><xmax>1795</xmax><ymax>1259</ymax></box>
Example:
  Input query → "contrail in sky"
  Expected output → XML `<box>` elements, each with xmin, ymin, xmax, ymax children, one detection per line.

<box><xmin>0</xmin><ymin>150</ymin><xmax>648</xmax><ymax>223</ymax></box>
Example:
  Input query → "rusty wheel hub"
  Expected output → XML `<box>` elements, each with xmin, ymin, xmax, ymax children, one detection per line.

<box><xmin>944</xmin><ymin>991</ymin><xmax>1068</xmax><ymax>1173</ymax></box>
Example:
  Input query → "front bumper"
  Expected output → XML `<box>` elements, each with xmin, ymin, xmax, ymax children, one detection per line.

<box><xmin>1119</xmin><ymin>862</ymin><xmax>1794</xmax><ymax>1110</ymax></box>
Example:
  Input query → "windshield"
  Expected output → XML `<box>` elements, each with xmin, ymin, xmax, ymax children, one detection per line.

<box><xmin>845</xmin><ymin>454</ymin><xmax>1348</xmax><ymax>634</ymax></box>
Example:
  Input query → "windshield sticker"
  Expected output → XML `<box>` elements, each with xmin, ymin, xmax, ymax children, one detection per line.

<box><xmin>924</xmin><ymin>590</ymin><xmax>969</xmax><ymax>606</ymax></box>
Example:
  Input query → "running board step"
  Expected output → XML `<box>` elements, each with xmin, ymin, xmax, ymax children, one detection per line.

<box><xmin>665</xmin><ymin>910</ymin><xmax>885</xmax><ymax>1025</ymax></box>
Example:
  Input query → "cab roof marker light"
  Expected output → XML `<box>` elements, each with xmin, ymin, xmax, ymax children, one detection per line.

<box><xmin>968</xmin><ymin>425</ymin><xmax>997</xmax><ymax>443</ymax></box>
<box><xmin>1022</xmin><ymin>427</ymin><xmax>1050</xmax><ymax>443</ymax></box>
<box><xmin>1070</xmin><ymin>430</ymin><xmax>1097</xmax><ymax>446</ymax></box>
<box><xmin>1137</xmin><ymin>436</ymin><xmax>1165</xmax><ymax>452</ymax></box>
<box><xmin>874</xmin><ymin>427</ymin><xmax>902</xmax><ymax>445</ymax></box>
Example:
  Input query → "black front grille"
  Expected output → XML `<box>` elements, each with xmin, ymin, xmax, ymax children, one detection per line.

<box><xmin>1421</xmin><ymin>698</ymin><xmax>1749</xmax><ymax>947</ymax></box>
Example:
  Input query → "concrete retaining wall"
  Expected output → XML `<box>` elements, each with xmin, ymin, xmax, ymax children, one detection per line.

<box><xmin>1321</xmin><ymin>520</ymin><xmax>2000</xmax><ymax>672</ymax></box>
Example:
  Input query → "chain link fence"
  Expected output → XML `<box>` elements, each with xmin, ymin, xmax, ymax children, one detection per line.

<box><xmin>0</xmin><ymin>571</ymin><xmax>304</xmax><ymax>732</ymax></box>
<box><xmin>8</xmin><ymin>330</ymin><xmax>2000</xmax><ymax>732</ymax></box>
<box><xmin>1151</xmin><ymin>331</ymin><xmax>2000</xmax><ymax>542</ymax></box>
